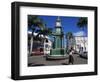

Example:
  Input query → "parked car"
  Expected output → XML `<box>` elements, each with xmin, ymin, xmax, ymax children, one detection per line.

<box><xmin>79</xmin><ymin>50</ymin><xmax>88</xmax><ymax>59</ymax></box>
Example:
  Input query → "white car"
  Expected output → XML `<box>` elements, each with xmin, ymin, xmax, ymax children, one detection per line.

<box><xmin>79</xmin><ymin>50</ymin><xmax>88</xmax><ymax>59</ymax></box>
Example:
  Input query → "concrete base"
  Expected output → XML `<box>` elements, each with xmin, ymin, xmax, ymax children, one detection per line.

<box><xmin>46</xmin><ymin>54</ymin><xmax>68</xmax><ymax>60</ymax></box>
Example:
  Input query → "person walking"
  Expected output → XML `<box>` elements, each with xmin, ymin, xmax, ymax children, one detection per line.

<box><xmin>68</xmin><ymin>49</ymin><xmax>74</xmax><ymax>64</ymax></box>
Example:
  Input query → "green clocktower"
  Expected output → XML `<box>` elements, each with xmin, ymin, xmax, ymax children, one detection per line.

<box><xmin>47</xmin><ymin>17</ymin><xmax>66</xmax><ymax>59</ymax></box>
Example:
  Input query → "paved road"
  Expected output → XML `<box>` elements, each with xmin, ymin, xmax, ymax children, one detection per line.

<box><xmin>28</xmin><ymin>54</ymin><xmax>87</xmax><ymax>66</ymax></box>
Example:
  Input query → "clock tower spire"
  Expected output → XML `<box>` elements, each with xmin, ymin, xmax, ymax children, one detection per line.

<box><xmin>56</xmin><ymin>16</ymin><xmax>61</xmax><ymax>27</ymax></box>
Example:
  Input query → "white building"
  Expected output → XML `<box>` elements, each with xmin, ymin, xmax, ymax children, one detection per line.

<box><xmin>74</xmin><ymin>36</ymin><xmax>88</xmax><ymax>52</ymax></box>
<box><xmin>28</xmin><ymin>31</ymin><xmax>52</xmax><ymax>55</ymax></box>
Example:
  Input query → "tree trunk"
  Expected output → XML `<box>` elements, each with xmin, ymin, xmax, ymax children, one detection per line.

<box><xmin>66</xmin><ymin>39</ymin><xmax>69</xmax><ymax>53</ymax></box>
<box><xmin>29</xmin><ymin>31</ymin><xmax>34</xmax><ymax>56</ymax></box>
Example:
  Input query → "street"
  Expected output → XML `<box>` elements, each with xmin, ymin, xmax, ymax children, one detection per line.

<box><xmin>28</xmin><ymin>54</ymin><xmax>87</xmax><ymax>66</ymax></box>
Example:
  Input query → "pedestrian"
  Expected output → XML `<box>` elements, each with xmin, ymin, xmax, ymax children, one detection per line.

<box><xmin>68</xmin><ymin>49</ymin><xmax>74</xmax><ymax>64</ymax></box>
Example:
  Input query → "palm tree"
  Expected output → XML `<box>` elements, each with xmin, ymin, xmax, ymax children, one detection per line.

<box><xmin>77</xmin><ymin>17</ymin><xmax>87</xmax><ymax>29</ymax></box>
<box><xmin>66</xmin><ymin>32</ymin><xmax>73</xmax><ymax>52</ymax></box>
<box><xmin>28</xmin><ymin>15</ymin><xmax>44</xmax><ymax>55</ymax></box>
<box><xmin>77</xmin><ymin>17</ymin><xmax>87</xmax><ymax>52</ymax></box>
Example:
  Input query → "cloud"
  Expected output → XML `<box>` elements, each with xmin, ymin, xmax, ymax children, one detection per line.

<box><xmin>73</xmin><ymin>31</ymin><xmax>86</xmax><ymax>36</ymax></box>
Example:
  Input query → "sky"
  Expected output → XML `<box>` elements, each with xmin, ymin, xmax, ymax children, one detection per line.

<box><xmin>38</xmin><ymin>15</ymin><xmax>88</xmax><ymax>37</ymax></box>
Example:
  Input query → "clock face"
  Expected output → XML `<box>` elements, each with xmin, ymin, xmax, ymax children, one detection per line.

<box><xmin>56</xmin><ymin>22</ymin><xmax>61</xmax><ymax>27</ymax></box>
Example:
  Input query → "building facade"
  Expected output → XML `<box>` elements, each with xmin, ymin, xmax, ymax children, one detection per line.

<box><xmin>28</xmin><ymin>32</ymin><xmax>52</xmax><ymax>56</ymax></box>
<box><xmin>73</xmin><ymin>36</ymin><xmax>88</xmax><ymax>53</ymax></box>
